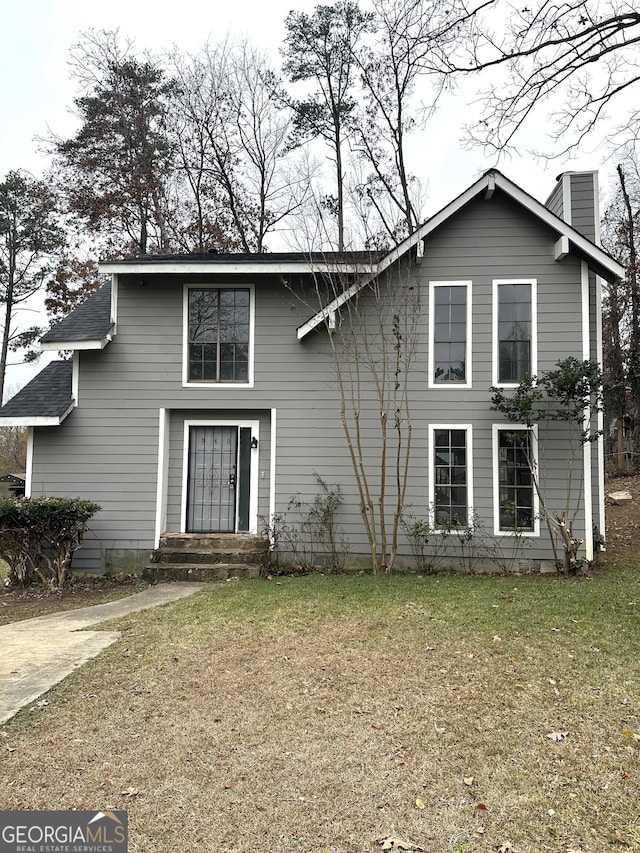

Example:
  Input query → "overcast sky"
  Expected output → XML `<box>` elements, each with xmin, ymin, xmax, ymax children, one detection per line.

<box><xmin>0</xmin><ymin>0</ymin><xmax>620</xmax><ymax>393</ymax></box>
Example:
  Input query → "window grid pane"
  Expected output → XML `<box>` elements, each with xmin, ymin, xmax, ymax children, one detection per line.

<box><xmin>434</xmin><ymin>286</ymin><xmax>467</xmax><ymax>383</ymax></box>
<box><xmin>498</xmin><ymin>283</ymin><xmax>531</xmax><ymax>383</ymax></box>
<box><xmin>498</xmin><ymin>431</ymin><xmax>534</xmax><ymax>531</ymax></box>
<box><xmin>188</xmin><ymin>289</ymin><xmax>250</xmax><ymax>383</ymax></box>
<box><xmin>434</xmin><ymin>428</ymin><xmax>468</xmax><ymax>526</ymax></box>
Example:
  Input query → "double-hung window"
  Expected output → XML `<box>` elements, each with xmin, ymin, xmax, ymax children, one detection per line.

<box><xmin>429</xmin><ymin>425</ymin><xmax>473</xmax><ymax>528</ymax></box>
<box><xmin>493</xmin><ymin>279</ymin><xmax>537</xmax><ymax>386</ymax></box>
<box><xmin>185</xmin><ymin>287</ymin><xmax>253</xmax><ymax>386</ymax></box>
<box><xmin>429</xmin><ymin>281</ymin><xmax>472</xmax><ymax>388</ymax></box>
<box><xmin>492</xmin><ymin>425</ymin><xmax>539</xmax><ymax>535</ymax></box>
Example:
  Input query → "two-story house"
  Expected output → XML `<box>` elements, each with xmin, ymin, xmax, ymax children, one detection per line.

<box><xmin>0</xmin><ymin>169</ymin><xmax>624</xmax><ymax>574</ymax></box>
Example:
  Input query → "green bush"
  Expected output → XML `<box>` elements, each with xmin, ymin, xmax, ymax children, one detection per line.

<box><xmin>0</xmin><ymin>497</ymin><xmax>100</xmax><ymax>589</ymax></box>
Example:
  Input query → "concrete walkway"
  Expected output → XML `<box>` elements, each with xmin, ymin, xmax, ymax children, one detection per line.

<box><xmin>0</xmin><ymin>583</ymin><xmax>205</xmax><ymax>724</ymax></box>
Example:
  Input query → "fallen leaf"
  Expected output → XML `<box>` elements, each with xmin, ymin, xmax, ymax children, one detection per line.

<box><xmin>493</xmin><ymin>635</ymin><xmax>502</xmax><ymax>642</ymax></box>
<box><xmin>476</xmin><ymin>803</ymin><xmax>488</xmax><ymax>815</ymax></box>
<box><xmin>377</xmin><ymin>836</ymin><xmax>423</xmax><ymax>851</ymax></box>
<box><xmin>463</xmin><ymin>776</ymin><xmax>474</xmax><ymax>786</ymax></box>
<box><xmin>547</xmin><ymin>808</ymin><xmax>556</xmax><ymax>816</ymax></box>
<box><xmin>415</xmin><ymin>797</ymin><xmax>425</xmax><ymax>809</ymax></box>
<box><xmin>547</xmin><ymin>731</ymin><xmax>569</xmax><ymax>742</ymax></box>
<box><xmin>497</xmin><ymin>844</ymin><xmax>516</xmax><ymax>853</ymax></box>
<box><xmin>372</xmin><ymin>724</ymin><xmax>384</xmax><ymax>731</ymax></box>
<box><xmin>120</xmin><ymin>788</ymin><xmax>138</xmax><ymax>797</ymax></box>
<box><xmin>223</xmin><ymin>781</ymin><xmax>235</xmax><ymax>789</ymax></box>
<box><xmin>622</xmin><ymin>729</ymin><xmax>635</xmax><ymax>738</ymax></box>
<box><xmin>6</xmin><ymin>747</ymin><xmax>16</xmax><ymax>753</ymax></box>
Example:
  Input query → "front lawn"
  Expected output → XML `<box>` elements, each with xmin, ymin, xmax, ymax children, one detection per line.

<box><xmin>1</xmin><ymin>566</ymin><xmax>639</xmax><ymax>852</ymax></box>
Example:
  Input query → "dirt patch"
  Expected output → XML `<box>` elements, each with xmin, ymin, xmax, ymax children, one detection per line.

<box><xmin>0</xmin><ymin>574</ymin><xmax>147</xmax><ymax>625</ymax></box>
<box><xmin>604</xmin><ymin>473</ymin><xmax>640</xmax><ymax>557</ymax></box>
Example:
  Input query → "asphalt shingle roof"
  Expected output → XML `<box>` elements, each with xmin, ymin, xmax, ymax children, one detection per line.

<box><xmin>0</xmin><ymin>361</ymin><xmax>73</xmax><ymax>420</ymax></box>
<box><xmin>40</xmin><ymin>283</ymin><xmax>112</xmax><ymax>345</ymax></box>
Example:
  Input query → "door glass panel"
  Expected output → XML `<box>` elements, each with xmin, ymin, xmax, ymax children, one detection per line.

<box><xmin>187</xmin><ymin>426</ymin><xmax>238</xmax><ymax>533</ymax></box>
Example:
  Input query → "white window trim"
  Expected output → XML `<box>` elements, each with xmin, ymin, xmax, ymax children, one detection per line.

<box><xmin>428</xmin><ymin>280</ymin><xmax>472</xmax><ymax>389</ymax></box>
<box><xmin>492</xmin><ymin>423</ymin><xmax>540</xmax><ymax>537</ymax></box>
<box><xmin>492</xmin><ymin>278</ymin><xmax>537</xmax><ymax>388</ymax></box>
<box><xmin>182</xmin><ymin>283</ymin><xmax>255</xmax><ymax>389</ymax></box>
<box><xmin>180</xmin><ymin>418</ymin><xmax>260</xmax><ymax>534</ymax></box>
<box><xmin>428</xmin><ymin>423</ymin><xmax>474</xmax><ymax>531</ymax></box>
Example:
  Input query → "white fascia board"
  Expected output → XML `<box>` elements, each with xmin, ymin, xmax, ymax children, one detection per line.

<box><xmin>0</xmin><ymin>403</ymin><xmax>74</xmax><ymax>427</ymax></box>
<box><xmin>297</xmin><ymin>177</ymin><xmax>491</xmax><ymax>339</ymax></box>
<box><xmin>297</xmin><ymin>278</ymin><xmax>368</xmax><ymax>340</ymax></box>
<box><xmin>40</xmin><ymin>334</ymin><xmax>112</xmax><ymax>352</ymax></box>
<box><xmin>492</xmin><ymin>173</ymin><xmax>625</xmax><ymax>280</ymax></box>
<box><xmin>99</xmin><ymin>260</ymin><xmax>377</xmax><ymax>275</ymax></box>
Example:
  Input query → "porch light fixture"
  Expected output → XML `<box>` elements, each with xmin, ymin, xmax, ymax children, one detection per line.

<box><xmin>251</xmin><ymin>436</ymin><xmax>258</xmax><ymax>449</ymax></box>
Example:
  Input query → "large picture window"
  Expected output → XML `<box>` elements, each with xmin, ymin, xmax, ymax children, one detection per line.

<box><xmin>493</xmin><ymin>279</ymin><xmax>537</xmax><ymax>386</ymax></box>
<box><xmin>186</xmin><ymin>288</ymin><xmax>252</xmax><ymax>384</ymax></box>
<box><xmin>492</xmin><ymin>425</ymin><xmax>539</xmax><ymax>535</ymax></box>
<box><xmin>429</xmin><ymin>425</ymin><xmax>473</xmax><ymax>528</ymax></box>
<box><xmin>429</xmin><ymin>281</ymin><xmax>472</xmax><ymax>388</ymax></box>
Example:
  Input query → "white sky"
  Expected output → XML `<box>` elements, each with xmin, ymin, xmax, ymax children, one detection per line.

<box><xmin>0</xmin><ymin>0</ymin><xmax>623</xmax><ymax>393</ymax></box>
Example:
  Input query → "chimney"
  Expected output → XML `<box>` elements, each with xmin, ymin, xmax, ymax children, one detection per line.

<box><xmin>545</xmin><ymin>171</ymin><xmax>600</xmax><ymax>246</ymax></box>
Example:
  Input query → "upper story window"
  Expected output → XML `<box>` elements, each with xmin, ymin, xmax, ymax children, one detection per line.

<box><xmin>428</xmin><ymin>281</ymin><xmax>472</xmax><ymax>388</ymax></box>
<box><xmin>493</xmin><ymin>279</ymin><xmax>537</xmax><ymax>387</ymax></box>
<box><xmin>184</xmin><ymin>287</ymin><xmax>254</xmax><ymax>386</ymax></box>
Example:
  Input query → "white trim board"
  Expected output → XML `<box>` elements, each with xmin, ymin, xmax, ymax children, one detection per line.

<box><xmin>180</xmin><ymin>418</ymin><xmax>260</xmax><ymax>535</ymax></box>
<box><xmin>428</xmin><ymin>280</ymin><xmax>472</xmax><ymax>390</ymax></box>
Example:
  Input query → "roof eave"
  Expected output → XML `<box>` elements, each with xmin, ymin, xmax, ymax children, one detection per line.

<box><xmin>0</xmin><ymin>402</ymin><xmax>75</xmax><ymax>427</ymax></box>
<box><xmin>40</xmin><ymin>333</ymin><xmax>113</xmax><ymax>351</ymax></box>
<box><xmin>297</xmin><ymin>170</ymin><xmax>625</xmax><ymax>340</ymax></box>
<box><xmin>99</xmin><ymin>260</ymin><xmax>378</xmax><ymax>276</ymax></box>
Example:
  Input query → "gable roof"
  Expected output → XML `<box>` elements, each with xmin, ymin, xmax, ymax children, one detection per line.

<box><xmin>296</xmin><ymin>169</ymin><xmax>625</xmax><ymax>340</ymax></box>
<box><xmin>0</xmin><ymin>360</ymin><xmax>74</xmax><ymax>426</ymax></box>
<box><xmin>40</xmin><ymin>283</ymin><xmax>113</xmax><ymax>350</ymax></box>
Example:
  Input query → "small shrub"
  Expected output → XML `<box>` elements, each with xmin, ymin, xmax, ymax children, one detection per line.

<box><xmin>261</xmin><ymin>476</ymin><xmax>349</xmax><ymax>574</ymax></box>
<box><xmin>0</xmin><ymin>497</ymin><xmax>101</xmax><ymax>589</ymax></box>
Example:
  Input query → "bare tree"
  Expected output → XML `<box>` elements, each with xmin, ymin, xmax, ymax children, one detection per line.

<box><xmin>602</xmin><ymin>156</ymin><xmax>640</xmax><ymax>471</ymax></box>
<box><xmin>354</xmin><ymin>0</ymin><xmax>490</xmax><ymax>238</ymax></box>
<box><xmin>441</xmin><ymin>1</ymin><xmax>640</xmax><ymax>157</ymax></box>
<box><xmin>170</xmin><ymin>40</ymin><xmax>303</xmax><ymax>252</ymax></box>
<box><xmin>292</xmin><ymin>251</ymin><xmax>419</xmax><ymax>572</ymax></box>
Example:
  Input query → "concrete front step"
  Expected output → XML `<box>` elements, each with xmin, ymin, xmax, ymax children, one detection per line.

<box><xmin>154</xmin><ymin>550</ymin><xmax>263</xmax><ymax>566</ymax></box>
<box><xmin>143</xmin><ymin>563</ymin><xmax>261</xmax><ymax>583</ymax></box>
<box><xmin>159</xmin><ymin>533</ymin><xmax>268</xmax><ymax>553</ymax></box>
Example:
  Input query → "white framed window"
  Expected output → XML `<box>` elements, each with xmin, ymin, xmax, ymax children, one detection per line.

<box><xmin>428</xmin><ymin>280</ymin><xmax>472</xmax><ymax>388</ymax></box>
<box><xmin>492</xmin><ymin>279</ymin><xmax>537</xmax><ymax>387</ymax></box>
<box><xmin>492</xmin><ymin>424</ymin><xmax>540</xmax><ymax>536</ymax></box>
<box><xmin>428</xmin><ymin>424</ymin><xmax>474</xmax><ymax>529</ymax></box>
<box><xmin>182</xmin><ymin>284</ymin><xmax>255</xmax><ymax>388</ymax></box>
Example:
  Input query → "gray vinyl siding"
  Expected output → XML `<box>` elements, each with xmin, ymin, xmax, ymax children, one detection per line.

<box><xmin>545</xmin><ymin>181</ymin><xmax>564</xmax><ymax>220</ymax></box>
<box><xmin>29</xmin><ymin>188</ymin><xmax>602</xmax><ymax>571</ymax></box>
<box><xmin>569</xmin><ymin>172</ymin><xmax>597</xmax><ymax>243</ymax></box>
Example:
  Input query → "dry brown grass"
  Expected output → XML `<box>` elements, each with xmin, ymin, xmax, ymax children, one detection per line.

<box><xmin>1</xmin><ymin>569</ymin><xmax>639</xmax><ymax>853</ymax></box>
